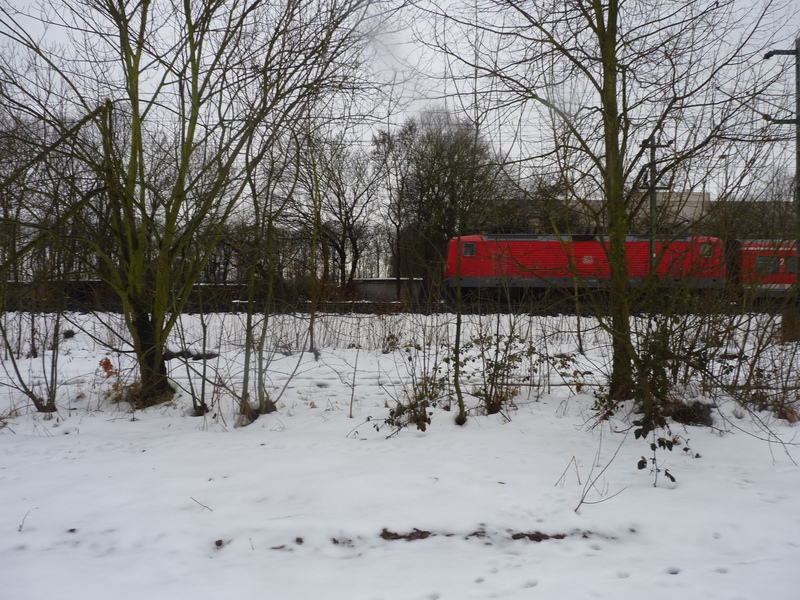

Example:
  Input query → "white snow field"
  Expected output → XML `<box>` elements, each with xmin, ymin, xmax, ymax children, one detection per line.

<box><xmin>0</xmin><ymin>311</ymin><xmax>798</xmax><ymax>600</ymax></box>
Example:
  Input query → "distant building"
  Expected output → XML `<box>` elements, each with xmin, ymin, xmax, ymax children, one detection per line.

<box><xmin>352</xmin><ymin>278</ymin><xmax>422</xmax><ymax>302</ymax></box>
<box><xmin>580</xmin><ymin>190</ymin><xmax>712</xmax><ymax>232</ymax></box>
<box><xmin>566</xmin><ymin>190</ymin><xmax>789</xmax><ymax>237</ymax></box>
<box><xmin>655</xmin><ymin>191</ymin><xmax>711</xmax><ymax>226</ymax></box>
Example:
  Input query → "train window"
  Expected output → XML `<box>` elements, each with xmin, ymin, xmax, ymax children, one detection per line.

<box><xmin>462</xmin><ymin>242</ymin><xmax>477</xmax><ymax>257</ymax></box>
<box><xmin>788</xmin><ymin>257</ymin><xmax>797</xmax><ymax>275</ymax></box>
<box><xmin>755</xmin><ymin>256</ymin><xmax>780</xmax><ymax>274</ymax></box>
<box><xmin>700</xmin><ymin>243</ymin><xmax>714</xmax><ymax>258</ymax></box>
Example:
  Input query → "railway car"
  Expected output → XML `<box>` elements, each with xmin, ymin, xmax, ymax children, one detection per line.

<box><xmin>732</xmin><ymin>239</ymin><xmax>798</xmax><ymax>297</ymax></box>
<box><xmin>444</xmin><ymin>234</ymin><xmax>728</xmax><ymax>292</ymax></box>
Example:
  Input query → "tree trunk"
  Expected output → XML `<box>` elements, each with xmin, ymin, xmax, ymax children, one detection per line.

<box><xmin>129</xmin><ymin>307</ymin><xmax>174</xmax><ymax>407</ymax></box>
<box><xmin>598</xmin><ymin>0</ymin><xmax>635</xmax><ymax>401</ymax></box>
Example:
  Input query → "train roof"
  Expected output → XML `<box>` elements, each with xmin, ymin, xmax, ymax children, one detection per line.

<box><xmin>455</xmin><ymin>234</ymin><xmax>714</xmax><ymax>243</ymax></box>
<box><xmin>738</xmin><ymin>239</ymin><xmax>797</xmax><ymax>248</ymax></box>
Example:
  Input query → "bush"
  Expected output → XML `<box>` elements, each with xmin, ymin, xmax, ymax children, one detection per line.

<box><xmin>458</xmin><ymin>332</ymin><xmax>536</xmax><ymax>416</ymax></box>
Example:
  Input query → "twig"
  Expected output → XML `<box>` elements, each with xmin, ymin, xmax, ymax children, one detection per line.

<box><xmin>554</xmin><ymin>456</ymin><xmax>581</xmax><ymax>487</ymax></box>
<box><xmin>349</xmin><ymin>335</ymin><xmax>360</xmax><ymax>419</ymax></box>
<box><xmin>576</xmin><ymin>486</ymin><xmax>628</xmax><ymax>506</ymax></box>
<box><xmin>190</xmin><ymin>496</ymin><xmax>213</xmax><ymax>512</ymax></box>
<box><xmin>575</xmin><ymin>426</ymin><xmax>629</xmax><ymax>513</ymax></box>
<box><xmin>18</xmin><ymin>510</ymin><xmax>30</xmax><ymax>532</ymax></box>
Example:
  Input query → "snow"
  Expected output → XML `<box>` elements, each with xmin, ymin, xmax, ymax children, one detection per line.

<box><xmin>1</xmin><ymin>312</ymin><xmax>798</xmax><ymax>600</ymax></box>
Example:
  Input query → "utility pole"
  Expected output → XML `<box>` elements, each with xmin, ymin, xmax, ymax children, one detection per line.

<box><xmin>641</xmin><ymin>137</ymin><xmax>672</xmax><ymax>273</ymax></box>
<box><xmin>763</xmin><ymin>37</ymin><xmax>799</xmax><ymax>339</ymax></box>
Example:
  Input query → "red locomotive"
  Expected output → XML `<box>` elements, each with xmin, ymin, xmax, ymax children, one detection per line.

<box><xmin>444</xmin><ymin>234</ymin><xmax>798</xmax><ymax>298</ymax></box>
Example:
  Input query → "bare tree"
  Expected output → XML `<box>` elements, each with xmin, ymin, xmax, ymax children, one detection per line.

<box><xmin>0</xmin><ymin>0</ymin><xmax>383</xmax><ymax>407</ymax></box>
<box><xmin>421</xmin><ymin>0</ymin><xmax>795</xmax><ymax>421</ymax></box>
<box><xmin>320</xmin><ymin>137</ymin><xmax>381</xmax><ymax>292</ymax></box>
<box><xmin>291</xmin><ymin>132</ymin><xmax>380</xmax><ymax>294</ymax></box>
<box><xmin>374</xmin><ymin>108</ymin><xmax>506</xmax><ymax>301</ymax></box>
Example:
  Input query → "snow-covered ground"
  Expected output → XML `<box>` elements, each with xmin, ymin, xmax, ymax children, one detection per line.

<box><xmin>1</xmin><ymin>312</ymin><xmax>798</xmax><ymax>599</ymax></box>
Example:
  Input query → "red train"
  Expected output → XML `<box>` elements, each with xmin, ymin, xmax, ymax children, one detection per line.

<box><xmin>444</xmin><ymin>234</ymin><xmax>798</xmax><ymax>298</ymax></box>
